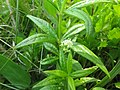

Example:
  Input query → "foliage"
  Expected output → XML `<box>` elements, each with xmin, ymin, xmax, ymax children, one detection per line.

<box><xmin>0</xmin><ymin>0</ymin><xmax>120</xmax><ymax>90</ymax></box>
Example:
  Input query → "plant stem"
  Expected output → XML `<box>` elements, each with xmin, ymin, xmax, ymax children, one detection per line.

<box><xmin>58</xmin><ymin>0</ymin><xmax>67</xmax><ymax>42</ymax></box>
<box><xmin>58</xmin><ymin>13</ymin><xmax>62</xmax><ymax>41</ymax></box>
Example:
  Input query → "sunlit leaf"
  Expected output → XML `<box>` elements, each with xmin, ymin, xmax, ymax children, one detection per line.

<box><xmin>108</xmin><ymin>28</ymin><xmax>120</xmax><ymax>40</ymax></box>
<box><xmin>113</xmin><ymin>5</ymin><xmax>120</xmax><ymax>16</ymax></box>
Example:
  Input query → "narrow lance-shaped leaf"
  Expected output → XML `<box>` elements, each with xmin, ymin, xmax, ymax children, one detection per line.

<box><xmin>43</xmin><ymin>0</ymin><xmax>58</xmax><ymax>19</ymax></box>
<box><xmin>67</xmin><ymin>51</ymin><xmax>72</xmax><ymax>74</ymax></box>
<box><xmin>33</xmin><ymin>76</ymin><xmax>62</xmax><ymax>89</ymax></box>
<box><xmin>41</xmin><ymin>56</ymin><xmax>58</xmax><ymax>65</ymax></box>
<box><xmin>27</xmin><ymin>15</ymin><xmax>58</xmax><ymax>39</ymax></box>
<box><xmin>65</xmin><ymin>8</ymin><xmax>94</xmax><ymax>37</ymax></box>
<box><xmin>92</xmin><ymin>87</ymin><xmax>105</xmax><ymax>90</ymax></box>
<box><xmin>71</xmin><ymin>42</ymin><xmax>110</xmax><ymax>77</ymax></box>
<box><xmin>59</xmin><ymin>48</ymin><xmax>66</xmax><ymax>71</ymax></box>
<box><xmin>69</xmin><ymin>0</ymin><xmax>111</xmax><ymax>9</ymax></box>
<box><xmin>68</xmin><ymin>76</ymin><xmax>76</xmax><ymax>90</ymax></box>
<box><xmin>15</xmin><ymin>34</ymin><xmax>50</xmax><ymax>49</ymax></box>
<box><xmin>44</xmin><ymin>70</ymin><xmax>68</xmax><ymax>77</ymax></box>
<box><xmin>62</xmin><ymin>24</ymin><xmax>85</xmax><ymax>39</ymax></box>
<box><xmin>70</xmin><ymin>66</ymin><xmax>98</xmax><ymax>78</ymax></box>
<box><xmin>115</xmin><ymin>82</ymin><xmax>120</xmax><ymax>89</ymax></box>
<box><xmin>72</xmin><ymin>59</ymin><xmax>83</xmax><ymax>71</ymax></box>
<box><xmin>39</xmin><ymin>85</ymin><xmax>59</xmax><ymax>90</ymax></box>
<box><xmin>43</xmin><ymin>42</ymin><xmax>58</xmax><ymax>55</ymax></box>
<box><xmin>74</xmin><ymin>77</ymin><xmax>100</xmax><ymax>87</ymax></box>
<box><xmin>0</xmin><ymin>54</ymin><xmax>31</xmax><ymax>89</ymax></box>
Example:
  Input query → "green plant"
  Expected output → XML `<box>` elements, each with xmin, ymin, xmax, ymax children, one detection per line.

<box><xmin>14</xmin><ymin>0</ymin><xmax>111</xmax><ymax>89</ymax></box>
<box><xmin>0</xmin><ymin>0</ymin><xmax>120</xmax><ymax>90</ymax></box>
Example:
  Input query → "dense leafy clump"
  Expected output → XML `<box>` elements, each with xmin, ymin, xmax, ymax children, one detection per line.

<box><xmin>0</xmin><ymin>0</ymin><xmax>120</xmax><ymax>90</ymax></box>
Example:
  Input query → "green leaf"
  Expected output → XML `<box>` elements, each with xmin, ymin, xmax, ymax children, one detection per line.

<box><xmin>62</xmin><ymin>24</ymin><xmax>85</xmax><ymax>39</ymax></box>
<box><xmin>33</xmin><ymin>76</ymin><xmax>62</xmax><ymax>89</ymax></box>
<box><xmin>0</xmin><ymin>54</ymin><xmax>30</xmax><ymax>89</ymax></box>
<box><xmin>71</xmin><ymin>42</ymin><xmax>110</xmax><ymax>77</ymax></box>
<box><xmin>115</xmin><ymin>82</ymin><xmax>120</xmax><ymax>89</ymax></box>
<box><xmin>72</xmin><ymin>59</ymin><xmax>83</xmax><ymax>71</ymax></box>
<box><xmin>43</xmin><ymin>42</ymin><xmax>58</xmax><ymax>55</ymax></box>
<box><xmin>65</xmin><ymin>8</ymin><xmax>94</xmax><ymax>37</ymax></box>
<box><xmin>44</xmin><ymin>70</ymin><xmax>68</xmax><ymax>77</ymax></box>
<box><xmin>15</xmin><ymin>34</ymin><xmax>48</xmax><ymax>48</ymax></box>
<box><xmin>70</xmin><ymin>66</ymin><xmax>98</xmax><ymax>78</ymax></box>
<box><xmin>92</xmin><ymin>87</ymin><xmax>105</xmax><ymax>90</ymax></box>
<box><xmin>40</xmin><ymin>85</ymin><xmax>59</xmax><ymax>90</ymax></box>
<box><xmin>59</xmin><ymin>48</ymin><xmax>66</xmax><ymax>71</ymax></box>
<box><xmin>43</xmin><ymin>0</ymin><xmax>58</xmax><ymax>24</ymax></box>
<box><xmin>98</xmin><ymin>41</ymin><xmax>108</xmax><ymax>48</ymax></box>
<box><xmin>67</xmin><ymin>52</ymin><xmax>72</xmax><ymax>74</ymax></box>
<box><xmin>68</xmin><ymin>76</ymin><xmax>76</xmax><ymax>90</ymax></box>
<box><xmin>113</xmin><ymin>5</ymin><xmax>120</xmax><ymax>16</ymax></box>
<box><xmin>43</xmin><ymin>0</ymin><xmax>58</xmax><ymax>19</ymax></box>
<box><xmin>75</xmin><ymin>77</ymin><xmax>100</xmax><ymax>87</ymax></box>
<box><xmin>96</xmin><ymin>59</ymin><xmax>120</xmax><ymax>87</ymax></box>
<box><xmin>69</xmin><ymin>0</ymin><xmax>111</xmax><ymax>9</ymax></box>
<box><xmin>108</xmin><ymin>28</ymin><xmax>120</xmax><ymax>40</ymax></box>
<box><xmin>41</xmin><ymin>56</ymin><xmax>58</xmax><ymax>65</ymax></box>
<box><xmin>27</xmin><ymin>15</ymin><xmax>58</xmax><ymax>39</ymax></box>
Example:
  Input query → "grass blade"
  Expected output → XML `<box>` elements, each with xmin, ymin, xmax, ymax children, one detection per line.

<box><xmin>96</xmin><ymin>59</ymin><xmax>120</xmax><ymax>87</ymax></box>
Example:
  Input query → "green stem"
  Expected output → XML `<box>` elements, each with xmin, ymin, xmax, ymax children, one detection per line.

<box><xmin>58</xmin><ymin>13</ymin><xmax>62</xmax><ymax>40</ymax></box>
<box><xmin>58</xmin><ymin>0</ymin><xmax>67</xmax><ymax>42</ymax></box>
